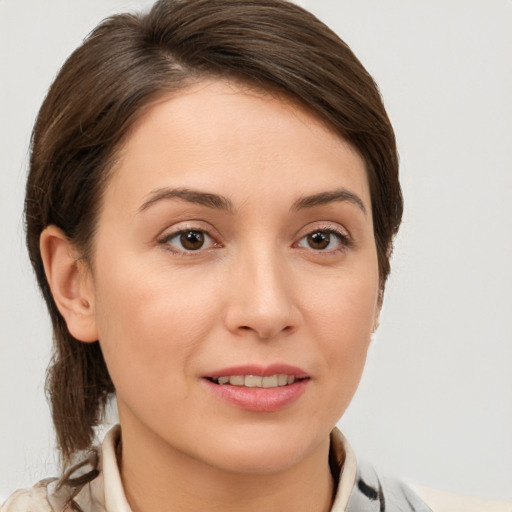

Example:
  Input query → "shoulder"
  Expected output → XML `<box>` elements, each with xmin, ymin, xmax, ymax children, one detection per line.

<box><xmin>413</xmin><ymin>485</ymin><xmax>512</xmax><ymax>512</ymax></box>
<box><xmin>1</xmin><ymin>479</ymin><xmax>56</xmax><ymax>512</ymax></box>
<box><xmin>344</xmin><ymin>459</ymin><xmax>434</xmax><ymax>511</ymax></box>
<box><xmin>1</xmin><ymin>444</ymin><xmax>104</xmax><ymax>512</ymax></box>
<box><xmin>340</xmin><ymin>453</ymin><xmax>512</xmax><ymax>512</ymax></box>
<box><xmin>2</xmin><ymin>426</ymin><xmax>119</xmax><ymax>512</ymax></box>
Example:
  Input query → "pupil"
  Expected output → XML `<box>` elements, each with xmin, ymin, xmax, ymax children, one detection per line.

<box><xmin>181</xmin><ymin>231</ymin><xmax>204</xmax><ymax>250</ymax></box>
<box><xmin>308</xmin><ymin>231</ymin><xmax>330</xmax><ymax>250</ymax></box>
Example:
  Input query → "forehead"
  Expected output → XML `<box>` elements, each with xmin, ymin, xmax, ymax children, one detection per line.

<box><xmin>104</xmin><ymin>79</ymin><xmax>370</xmax><ymax>214</ymax></box>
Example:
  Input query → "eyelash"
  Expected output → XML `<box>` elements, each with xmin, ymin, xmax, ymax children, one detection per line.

<box><xmin>157</xmin><ymin>224</ymin><xmax>352</xmax><ymax>256</ymax></box>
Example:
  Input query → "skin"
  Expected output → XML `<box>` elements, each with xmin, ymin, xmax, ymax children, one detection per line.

<box><xmin>41</xmin><ymin>80</ymin><xmax>381</xmax><ymax>512</ymax></box>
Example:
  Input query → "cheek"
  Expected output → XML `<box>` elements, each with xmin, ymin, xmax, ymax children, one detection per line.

<box><xmin>90</xmin><ymin>251</ymin><xmax>219</xmax><ymax>395</ymax></box>
<box><xmin>305</xmin><ymin>263</ymin><xmax>379</xmax><ymax>337</ymax></box>
<box><xmin>302</xmin><ymin>264</ymin><xmax>379</xmax><ymax>383</ymax></box>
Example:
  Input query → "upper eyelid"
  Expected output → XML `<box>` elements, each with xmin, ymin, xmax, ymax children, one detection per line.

<box><xmin>161</xmin><ymin>228</ymin><xmax>213</xmax><ymax>241</ymax></box>
<box><xmin>157</xmin><ymin>221</ymin><xmax>219</xmax><ymax>240</ymax></box>
<box><xmin>293</xmin><ymin>221</ymin><xmax>351</xmax><ymax>240</ymax></box>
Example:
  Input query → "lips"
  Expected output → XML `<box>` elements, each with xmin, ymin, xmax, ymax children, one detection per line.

<box><xmin>203</xmin><ymin>364</ymin><xmax>310</xmax><ymax>412</ymax></box>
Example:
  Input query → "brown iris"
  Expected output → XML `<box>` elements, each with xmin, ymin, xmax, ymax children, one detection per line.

<box><xmin>307</xmin><ymin>231</ymin><xmax>331</xmax><ymax>250</ymax></box>
<box><xmin>180</xmin><ymin>231</ymin><xmax>205</xmax><ymax>250</ymax></box>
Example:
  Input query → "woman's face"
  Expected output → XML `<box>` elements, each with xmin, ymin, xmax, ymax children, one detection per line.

<box><xmin>87</xmin><ymin>80</ymin><xmax>380</xmax><ymax>473</ymax></box>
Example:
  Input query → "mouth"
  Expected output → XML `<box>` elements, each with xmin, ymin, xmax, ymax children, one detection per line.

<box><xmin>203</xmin><ymin>364</ymin><xmax>310</xmax><ymax>411</ymax></box>
<box><xmin>206</xmin><ymin>374</ymin><xmax>309</xmax><ymax>388</ymax></box>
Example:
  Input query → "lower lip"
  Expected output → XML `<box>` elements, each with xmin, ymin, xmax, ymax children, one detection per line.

<box><xmin>203</xmin><ymin>379</ymin><xmax>309</xmax><ymax>412</ymax></box>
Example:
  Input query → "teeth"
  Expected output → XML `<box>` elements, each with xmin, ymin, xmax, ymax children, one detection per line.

<box><xmin>262</xmin><ymin>375</ymin><xmax>278</xmax><ymax>388</ymax></box>
<box><xmin>245</xmin><ymin>375</ymin><xmax>262</xmax><ymax>387</ymax></box>
<box><xmin>229</xmin><ymin>375</ymin><xmax>245</xmax><ymax>386</ymax></box>
<box><xmin>213</xmin><ymin>374</ymin><xmax>298</xmax><ymax>387</ymax></box>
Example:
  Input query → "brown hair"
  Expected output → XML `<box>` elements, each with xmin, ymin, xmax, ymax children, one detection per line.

<box><xmin>25</xmin><ymin>0</ymin><xmax>402</xmax><ymax>465</ymax></box>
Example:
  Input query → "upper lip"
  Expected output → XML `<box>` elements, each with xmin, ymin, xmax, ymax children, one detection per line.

<box><xmin>204</xmin><ymin>364</ymin><xmax>309</xmax><ymax>379</ymax></box>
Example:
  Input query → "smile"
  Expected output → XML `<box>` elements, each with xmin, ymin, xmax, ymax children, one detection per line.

<box><xmin>208</xmin><ymin>374</ymin><xmax>303</xmax><ymax>387</ymax></box>
<box><xmin>204</xmin><ymin>373</ymin><xmax>309</xmax><ymax>412</ymax></box>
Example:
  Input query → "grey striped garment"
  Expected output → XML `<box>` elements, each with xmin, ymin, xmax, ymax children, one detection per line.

<box><xmin>346</xmin><ymin>461</ymin><xmax>433</xmax><ymax>512</ymax></box>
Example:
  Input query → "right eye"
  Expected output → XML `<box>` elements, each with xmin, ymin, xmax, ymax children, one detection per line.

<box><xmin>160</xmin><ymin>229</ymin><xmax>217</xmax><ymax>254</ymax></box>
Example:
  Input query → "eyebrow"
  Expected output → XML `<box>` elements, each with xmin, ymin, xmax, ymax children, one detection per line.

<box><xmin>138</xmin><ymin>186</ymin><xmax>366</xmax><ymax>216</ymax></box>
<box><xmin>291</xmin><ymin>188</ymin><xmax>367</xmax><ymax>215</ymax></box>
<box><xmin>138</xmin><ymin>187</ymin><xmax>234</xmax><ymax>213</ymax></box>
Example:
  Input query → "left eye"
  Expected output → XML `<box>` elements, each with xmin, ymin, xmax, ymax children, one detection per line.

<box><xmin>296</xmin><ymin>229</ymin><xmax>347</xmax><ymax>251</ymax></box>
<box><xmin>163</xmin><ymin>230</ymin><xmax>215</xmax><ymax>252</ymax></box>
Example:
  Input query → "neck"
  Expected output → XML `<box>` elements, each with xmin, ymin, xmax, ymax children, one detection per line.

<box><xmin>118</xmin><ymin>419</ymin><xmax>336</xmax><ymax>512</ymax></box>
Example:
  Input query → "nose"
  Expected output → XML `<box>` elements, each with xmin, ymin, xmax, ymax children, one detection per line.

<box><xmin>223</xmin><ymin>249</ymin><xmax>301</xmax><ymax>339</ymax></box>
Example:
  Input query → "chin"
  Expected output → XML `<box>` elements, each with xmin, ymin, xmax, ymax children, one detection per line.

<box><xmin>198</xmin><ymin>423</ymin><xmax>329</xmax><ymax>475</ymax></box>
<box><xmin>210</xmin><ymin>447</ymin><xmax>307</xmax><ymax>475</ymax></box>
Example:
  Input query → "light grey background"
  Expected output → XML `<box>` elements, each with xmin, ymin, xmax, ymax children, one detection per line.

<box><xmin>1</xmin><ymin>0</ymin><xmax>511</xmax><ymax>502</ymax></box>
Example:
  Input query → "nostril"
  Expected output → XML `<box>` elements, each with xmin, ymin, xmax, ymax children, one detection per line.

<box><xmin>236</xmin><ymin>324</ymin><xmax>294</xmax><ymax>338</ymax></box>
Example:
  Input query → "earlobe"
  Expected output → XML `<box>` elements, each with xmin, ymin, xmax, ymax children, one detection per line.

<box><xmin>40</xmin><ymin>225</ymin><xmax>98</xmax><ymax>343</ymax></box>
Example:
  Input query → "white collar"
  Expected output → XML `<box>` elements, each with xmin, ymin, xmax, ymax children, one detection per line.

<box><xmin>101</xmin><ymin>426</ymin><xmax>132</xmax><ymax>512</ymax></box>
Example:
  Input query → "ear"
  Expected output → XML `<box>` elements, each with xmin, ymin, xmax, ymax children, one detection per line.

<box><xmin>40</xmin><ymin>225</ymin><xmax>98</xmax><ymax>342</ymax></box>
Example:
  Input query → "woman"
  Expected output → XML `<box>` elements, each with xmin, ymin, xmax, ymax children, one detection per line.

<box><xmin>1</xmin><ymin>1</ymin><xmax>510</xmax><ymax>511</ymax></box>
